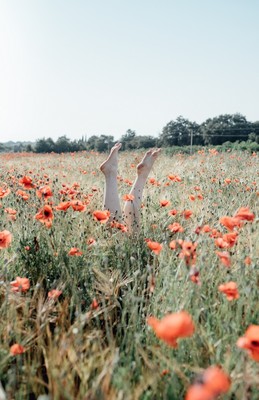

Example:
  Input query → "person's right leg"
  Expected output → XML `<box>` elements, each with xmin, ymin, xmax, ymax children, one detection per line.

<box><xmin>123</xmin><ymin>149</ymin><xmax>161</xmax><ymax>235</ymax></box>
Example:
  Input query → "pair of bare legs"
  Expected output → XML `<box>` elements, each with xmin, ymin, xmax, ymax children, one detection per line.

<box><xmin>100</xmin><ymin>143</ymin><xmax>161</xmax><ymax>235</ymax></box>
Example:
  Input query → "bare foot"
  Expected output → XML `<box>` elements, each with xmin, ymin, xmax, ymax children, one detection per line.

<box><xmin>137</xmin><ymin>148</ymin><xmax>161</xmax><ymax>178</ymax></box>
<box><xmin>100</xmin><ymin>143</ymin><xmax>122</xmax><ymax>175</ymax></box>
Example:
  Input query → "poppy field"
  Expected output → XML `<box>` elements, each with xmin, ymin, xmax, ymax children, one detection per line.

<box><xmin>0</xmin><ymin>149</ymin><xmax>258</xmax><ymax>399</ymax></box>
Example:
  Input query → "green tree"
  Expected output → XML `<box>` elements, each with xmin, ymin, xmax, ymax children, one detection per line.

<box><xmin>86</xmin><ymin>135</ymin><xmax>99</xmax><ymax>150</ymax></box>
<box><xmin>0</xmin><ymin>143</ymin><xmax>5</xmax><ymax>152</ymax></box>
<box><xmin>130</xmin><ymin>135</ymin><xmax>156</xmax><ymax>149</ymax></box>
<box><xmin>159</xmin><ymin>116</ymin><xmax>201</xmax><ymax>146</ymax></box>
<box><xmin>120</xmin><ymin>129</ymin><xmax>136</xmax><ymax>150</ymax></box>
<box><xmin>249</xmin><ymin>121</ymin><xmax>259</xmax><ymax>143</ymax></box>
<box><xmin>54</xmin><ymin>136</ymin><xmax>71</xmax><ymax>153</ymax></box>
<box><xmin>35</xmin><ymin>138</ymin><xmax>55</xmax><ymax>153</ymax></box>
<box><xmin>200</xmin><ymin>113</ymin><xmax>252</xmax><ymax>145</ymax></box>
<box><xmin>26</xmin><ymin>144</ymin><xmax>34</xmax><ymax>152</ymax></box>
<box><xmin>95</xmin><ymin>135</ymin><xmax>114</xmax><ymax>152</ymax></box>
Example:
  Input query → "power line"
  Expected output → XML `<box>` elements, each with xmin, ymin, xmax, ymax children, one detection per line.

<box><xmin>162</xmin><ymin>134</ymin><xmax>258</xmax><ymax>137</ymax></box>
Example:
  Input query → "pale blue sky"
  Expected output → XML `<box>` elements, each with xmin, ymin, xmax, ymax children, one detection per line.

<box><xmin>0</xmin><ymin>0</ymin><xmax>258</xmax><ymax>142</ymax></box>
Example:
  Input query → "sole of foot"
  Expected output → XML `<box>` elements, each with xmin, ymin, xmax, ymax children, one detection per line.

<box><xmin>137</xmin><ymin>148</ymin><xmax>161</xmax><ymax>176</ymax></box>
<box><xmin>100</xmin><ymin>142</ymin><xmax>122</xmax><ymax>174</ymax></box>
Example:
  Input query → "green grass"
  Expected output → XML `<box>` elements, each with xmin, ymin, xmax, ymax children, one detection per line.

<box><xmin>0</xmin><ymin>149</ymin><xmax>258</xmax><ymax>399</ymax></box>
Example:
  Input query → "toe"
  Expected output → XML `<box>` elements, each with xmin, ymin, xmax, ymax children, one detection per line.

<box><xmin>152</xmin><ymin>148</ymin><xmax>161</xmax><ymax>156</ymax></box>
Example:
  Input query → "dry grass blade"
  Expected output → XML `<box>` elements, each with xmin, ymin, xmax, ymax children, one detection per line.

<box><xmin>92</xmin><ymin>267</ymin><xmax>133</xmax><ymax>298</ymax></box>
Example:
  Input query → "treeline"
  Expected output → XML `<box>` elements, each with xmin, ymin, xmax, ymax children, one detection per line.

<box><xmin>1</xmin><ymin>113</ymin><xmax>259</xmax><ymax>153</ymax></box>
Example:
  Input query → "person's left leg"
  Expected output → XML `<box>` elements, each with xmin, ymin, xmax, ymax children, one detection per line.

<box><xmin>100</xmin><ymin>143</ymin><xmax>122</xmax><ymax>222</ymax></box>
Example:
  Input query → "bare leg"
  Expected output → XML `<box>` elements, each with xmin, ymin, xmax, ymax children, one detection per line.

<box><xmin>123</xmin><ymin>149</ymin><xmax>161</xmax><ymax>235</ymax></box>
<box><xmin>100</xmin><ymin>143</ymin><xmax>122</xmax><ymax>222</ymax></box>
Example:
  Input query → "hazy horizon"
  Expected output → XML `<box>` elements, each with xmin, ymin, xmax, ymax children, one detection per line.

<box><xmin>1</xmin><ymin>0</ymin><xmax>258</xmax><ymax>142</ymax></box>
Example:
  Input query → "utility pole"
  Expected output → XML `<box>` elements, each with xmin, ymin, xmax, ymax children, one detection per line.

<box><xmin>190</xmin><ymin>130</ymin><xmax>193</xmax><ymax>154</ymax></box>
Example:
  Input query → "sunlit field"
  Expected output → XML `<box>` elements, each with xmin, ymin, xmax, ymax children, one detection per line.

<box><xmin>0</xmin><ymin>149</ymin><xmax>258</xmax><ymax>400</ymax></box>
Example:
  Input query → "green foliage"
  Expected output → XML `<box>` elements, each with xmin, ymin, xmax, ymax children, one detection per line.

<box><xmin>35</xmin><ymin>136</ymin><xmax>87</xmax><ymax>153</ymax></box>
<box><xmin>200</xmin><ymin>113</ymin><xmax>256</xmax><ymax>145</ymax></box>
<box><xmin>35</xmin><ymin>137</ymin><xmax>55</xmax><ymax>153</ymax></box>
<box><xmin>159</xmin><ymin>116</ymin><xmax>201</xmax><ymax>146</ymax></box>
<box><xmin>1</xmin><ymin>114</ymin><xmax>259</xmax><ymax>154</ymax></box>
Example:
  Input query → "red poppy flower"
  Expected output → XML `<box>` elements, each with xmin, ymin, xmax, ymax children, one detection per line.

<box><xmin>70</xmin><ymin>200</ymin><xmax>87</xmax><ymax>212</ymax></box>
<box><xmin>209</xmin><ymin>229</ymin><xmax>222</xmax><ymax>239</ymax></box>
<box><xmin>93</xmin><ymin>210</ymin><xmax>110</xmax><ymax>223</ymax></box>
<box><xmin>0</xmin><ymin>230</ymin><xmax>12</xmax><ymax>249</ymax></box>
<box><xmin>183</xmin><ymin>209</ymin><xmax>193</xmax><ymax>219</ymax></box>
<box><xmin>222</xmin><ymin>232</ymin><xmax>238</xmax><ymax>248</ymax></box>
<box><xmin>149</xmin><ymin>178</ymin><xmax>160</xmax><ymax>186</ymax></box>
<box><xmin>186</xmin><ymin>365</ymin><xmax>230</xmax><ymax>400</ymax></box>
<box><xmin>214</xmin><ymin>238</ymin><xmax>229</xmax><ymax>249</ymax></box>
<box><xmin>19</xmin><ymin>176</ymin><xmax>35</xmax><ymax>189</ymax></box>
<box><xmin>4</xmin><ymin>208</ymin><xmax>17</xmax><ymax>216</ymax></box>
<box><xmin>48</xmin><ymin>289</ymin><xmax>62</xmax><ymax>299</ymax></box>
<box><xmin>0</xmin><ymin>187</ymin><xmax>11</xmax><ymax>198</ymax></box>
<box><xmin>234</xmin><ymin>207</ymin><xmax>255</xmax><ymax>222</ymax></box>
<box><xmin>10</xmin><ymin>343</ymin><xmax>25</xmax><ymax>356</ymax></box>
<box><xmin>55</xmin><ymin>201</ymin><xmax>71</xmax><ymax>211</ymax></box>
<box><xmin>244</xmin><ymin>256</ymin><xmax>252</xmax><ymax>266</ymax></box>
<box><xmin>224</xmin><ymin>178</ymin><xmax>231</xmax><ymax>184</ymax></box>
<box><xmin>168</xmin><ymin>174</ymin><xmax>182</xmax><ymax>182</ymax></box>
<box><xmin>168</xmin><ymin>209</ymin><xmax>178</xmax><ymax>216</ymax></box>
<box><xmin>124</xmin><ymin>178</ymin><xmax>133</xmax><ymax>186</ymax></box>
<box><xmin>219</xmin><ymin>216</ymin><xmax>242</xmax><ymax>231</ymax></box>
<box><xmin>216</xmin><ymin>251</ymin><xmax>231</xmax><ymax>268</ymax></box>
<box><xmin>68</xmin><ymin>247</ymin><xmax>83</xmax><ymax>256</ymax></box>
<box><xmin>110</xmin><ymin>221</ymin><xmax>128</xmax><ymax>232</ymax></box>
<box><xmin>160</xmin><ymin>199</ymin><xmax>171</xmax><ymax>207</ymax></box>
<box><xmin>201</xmin><ymin>225</ymin><xmax>211</xmax><ymax>233</ymax></box>
<box><xmin>237</xmin><ymin>325</ymin><xmax>259</xmax><ymax>361</ymax></box>
<box><xmin>16</xmin><ymin>189</ymin><xmax>30</xmax><ymax>200</ymax></box>
<box><xmin>169</xmin><ymin>240</ymin><xmax>177</xmax><ymax>250</ymax></box>
<box><xmin>123</xmin><ymin>194</ymin><xmax>135</xmax><ymax>201</ymax></box>
<box><xmin>10</xmin><ymin>277</ymin><xmax>30</xmax><ymax>293</ymax></box>
<box><xmin>91</xmin><ymin>298</ymin><xmax>99</xmax><ymax>310</ymax></box>
<box><xmin>185</xmin><ymin>384</ymin><xmax>213</xmax><ymax>400</ymax></box>
<box><xmin>168</xmin><ymin>222</ymin><xmax>184</xmax><ymax>233</ymax></box>
<box><xmin>147</xmin><ymin>311</ymin><xmax>195</xmax><ymax>347</ymax></box>
<box><xmin>218</xmin><ymin>282</ymin><xmax>239</xmax><ymax>301</ymax></box>
<box><xmin>179</xmin><ymin>240</ymin><xmax>197</xmax><ymax>266</ymax></box>
<box><xmin>146</xmin><ymin>240</ymin><xmax>163</xmax><ymax>255</ymax></box>
<box><xmin>86</xmin><ymin>237</ymin><xmax>96</xmax><ymax>246</ymax></box>
<box><xmin>161</xmin><ymin>369</ymin><xmax>170</xmax><ymax>376</ymax></box>
<box><xmin>189</xmin><ymin>268</ymin><xmax>200</xmax><ymax>285</ymax></box>
<box><xmin>35</xmin><ymin>205</ymin><xmax>54</xmax><ymax>228</ymax></box>
<box><xmin>36</xmin><ymin>185</ymin><xmax>53</xmax><ymax>200</ymax></box>
<box><xmin>202</xmin><ymin>366</ymin><xmax>230</xmax><ymax>395</ymax></box>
